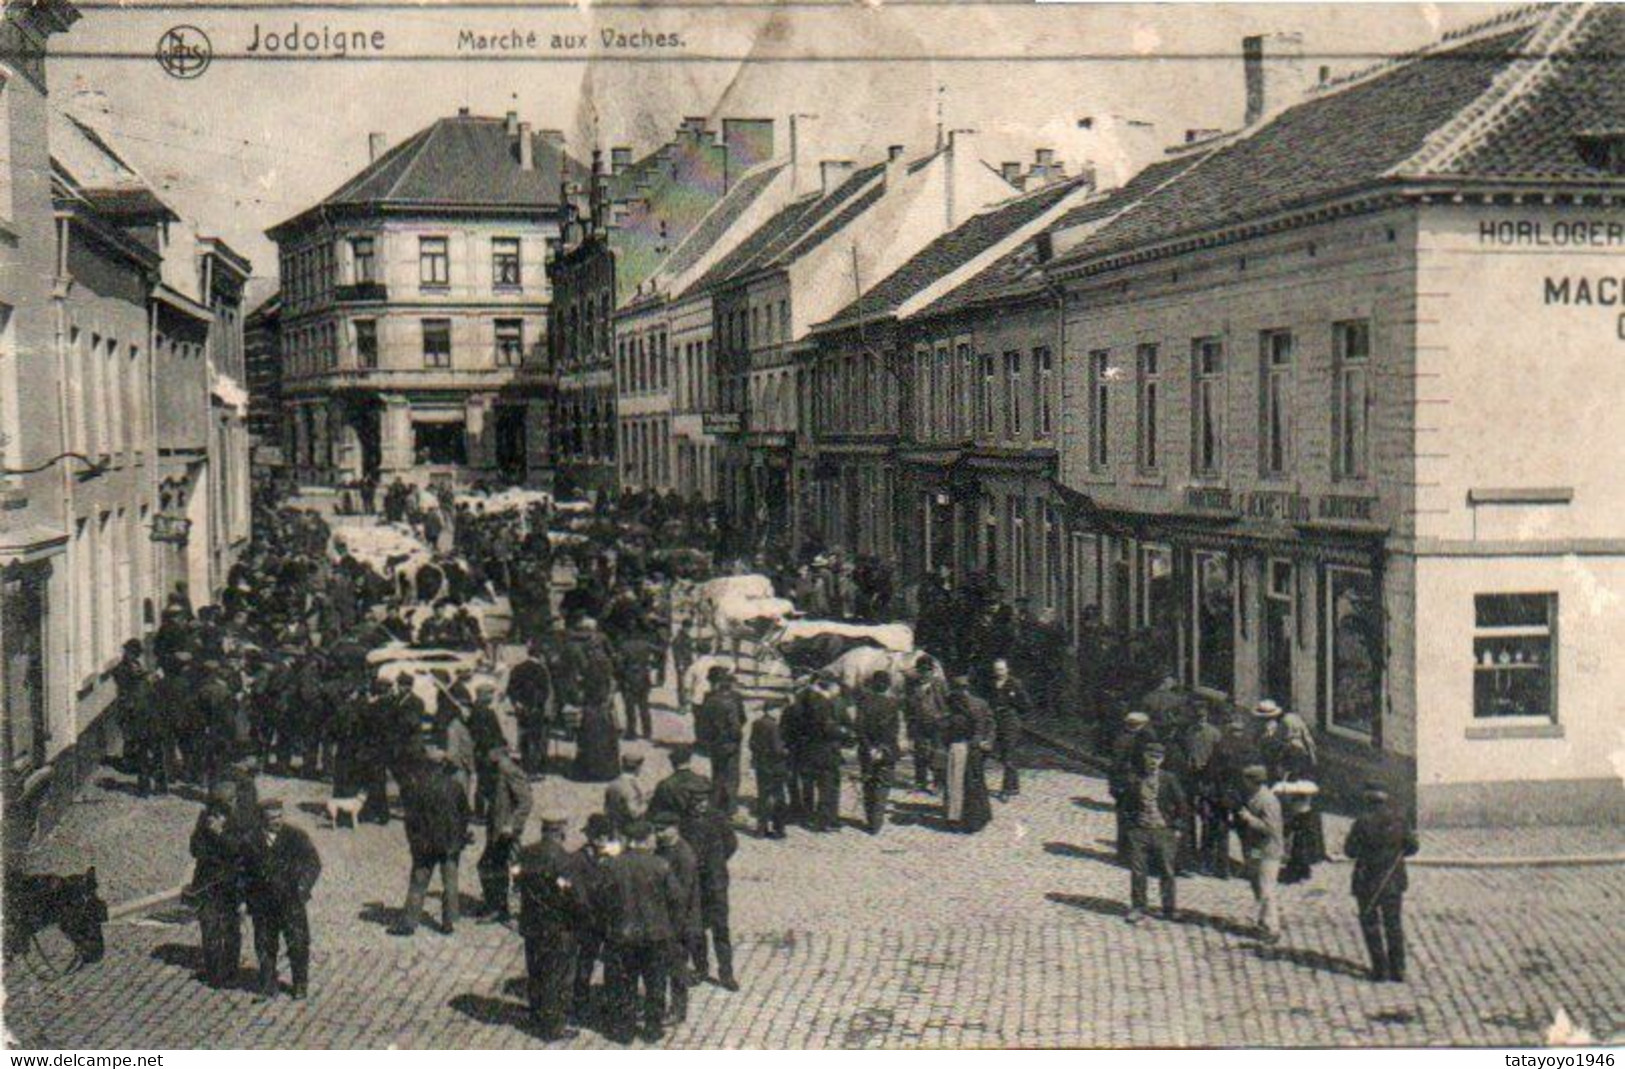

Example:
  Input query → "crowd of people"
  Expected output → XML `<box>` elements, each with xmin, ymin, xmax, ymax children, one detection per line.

<box><xmin>108</xmin><ymin>473</ymin><xmax>1417</xmax><ymax>1036</ymax></box>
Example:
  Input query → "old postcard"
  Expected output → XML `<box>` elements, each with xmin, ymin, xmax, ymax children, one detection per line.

<box><xmin>1</xmin><ymin>0</ymin><xmax>1621</xmax><ymax>1052</ymax></box>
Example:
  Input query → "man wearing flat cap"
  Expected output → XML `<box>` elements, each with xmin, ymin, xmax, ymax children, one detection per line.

<box><xmin>1110</xmin><ymin>711</ymin><xmax>1158</xmax><ymax>860</ymax></box>
<box><xmin>242</xmin><ymin>798</ymin><xmax>322</xmax><ymax>1000</ymax></box>
<box><xmin>695</xmin><ymin>666</ymin><xmax>747</xmax><ymax>817</ymax></box>
<box><xmin>647</xmin><ymin>745</ymin><xmax>712</xmax><ymax>828</ymax></box>
<box><xmin>1123</xmin><ymin>742</ymin><xmax>1187</xmax><ymax>923</ymax></box>
<box><xmin>514</xmin><ymin>811</ymin><xmax>589</xmax><ymax>1039</ymax></box>
<box><xmin>600</xmin><ymin>820</ymin><xmax>685</xmax><ymax>1043</ymax></box>
<box><xmin>1235</xmin><ymin>763</ymin><xmax>1285</xmax><ymax>943</ymax></box>
<box><xmin>604</xmin><ymin>751</ymin><xmax>650</xmax><ymax>836</ymax></box>
<box><xmin>1344</xmin><ymin>782</ymin><xmax>1419</xmax><ymax>982</ymax></box>
<box><xmin>478</xmin><ymin>745</ymin><xmax>533</xmax><ymax>924</ymax></box>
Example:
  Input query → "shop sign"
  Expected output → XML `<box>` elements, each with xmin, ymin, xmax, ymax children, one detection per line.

<box><xmin>1183</xmin><ymin>487</ymin><xmax>1380</xmax><ymax>524</ymax></box>
<box><xmin>701</xmin><ymin>412</ymin><xmax>742</xmax><ymax>436</ymax></box>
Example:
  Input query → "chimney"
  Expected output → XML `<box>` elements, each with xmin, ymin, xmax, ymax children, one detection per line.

<box><xmin>505</xmin><ymin>111</ymin><xmax>519</xmax><ymax>136</ymax></box>
<box><xmin>1000</xmin><ymin>161</ymin><xmax>1022</xmax><ymax>183</ymax></box>
<box><xmin>884</xmin><ymin>144</ymin><xmax>908</xmax><ymax>189</ymax></box>
<box><xmin>590</xmin><ymin>149</ymin><xmax>606</xmax><ymax>233</ymax></box>
<box><xmin>368</xmin><ymin>132</ymin><xmax>388</xmax><ymax>162</ymax></box>
<box><xmin>457</xmin><ymin>106</ymin><xmax>471</xmax><ymax>117</ymax></box>
<box><xmin>1243</xmin><ymin>32</ymin><xmax>1308</xmax><ymax>127</ymax></box>
<box><xmin>819</xmin><ymin>159</ymin><xmax>854</xmax><ymax>196</ymax></box>
<box><xmin>518</xmin><ymin>121</ymin><xmax>534</xmax><ymax>170</ymax></box>
<box><xmin>1035</xmin><ymin>148</ymin><xmax>1055</xmax><ymax>167</ymax></box>
<box><xmin>611</xmin><ymin>146</ymin><xmax>632</xmax><ymax>174</ymax></box>
<box><xmin>1186</xmin><ymin>128</ymin><xmax>1222</xmax><ymax>144</ymax></box>
<box><xmin>945</xmin><ymin>128</ymin><xmax>975</xmax><ymax>228</ymax></box>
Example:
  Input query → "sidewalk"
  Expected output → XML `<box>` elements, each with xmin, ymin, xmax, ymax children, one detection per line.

<box><xmin>1023</xmin><ymin>710</ymin><xmax>1625</xmax><ymax>869</ymax></box>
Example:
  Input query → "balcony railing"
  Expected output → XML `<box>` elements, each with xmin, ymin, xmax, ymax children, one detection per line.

<box><xmin>334</xmin><ymin>281</ymin><xmax>389</xmax><ymax>303</ymax></box>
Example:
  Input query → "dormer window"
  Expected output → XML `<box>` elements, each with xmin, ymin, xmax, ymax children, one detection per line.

<box><xmin>1574</xmin><ymin>130</ymin><xmax>1625</xmax><ymax>176</ymax></box>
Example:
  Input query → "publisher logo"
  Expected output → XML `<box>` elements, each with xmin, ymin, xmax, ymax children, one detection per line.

<box><xmin>157</xmin><ymin>26</ymin><xmax>212</xmax><ymax>79</ymax></box>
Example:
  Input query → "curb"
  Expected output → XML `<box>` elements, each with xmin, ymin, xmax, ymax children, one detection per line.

<box><xmin>1023</xmin><ymin>723</ymin><xmax>1625</xmax><ymax>870</ymax></box>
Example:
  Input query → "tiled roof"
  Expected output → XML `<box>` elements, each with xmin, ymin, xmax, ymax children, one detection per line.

<box><xmin>913</xmin><ymin>153</ymin><xmax>1207</xmax><ymax>320</ymax></box>
<box><xmin>818</xmin><ymin>176</ymin><xmax>1089</xmax><ymax>330</ymax></box>
<box><xmin>289</xmin><ymin>114</ymin><xmax>586</xmax><ymax>222</ymax></box>
<box><xmin>1439</xmin><ymin>5</ymin><xmax>1625</xmax><ymax>178</ymax></box>
<box><xmin>51</xmin><ymin>109</ymin><xmax>175</xmax><ymax>220</ymax></box>
<box><xmin>1061</xmin><ymin>4</ymin><xmax>1619</xmax><ymax>267</ymax></box>
<box><xmin>684</xmin><ymin>161</ymin><xmax>886</xmax><ymax>294</ymax></box>
<box><xmin>658</xmin><ymin>161</ymin><xmax>788</xmax><ymax>281</ymax></box>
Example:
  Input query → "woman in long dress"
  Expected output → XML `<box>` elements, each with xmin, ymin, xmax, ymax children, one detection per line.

<box><xmin>1277</xmin><ymin>714</ymin><xmax>1326</xmax><ymax>883</ymax></box>
<box><xmin>942</xmin><ymin>680</ymin><xmax>993</xmax><ymax>833</ymax></box>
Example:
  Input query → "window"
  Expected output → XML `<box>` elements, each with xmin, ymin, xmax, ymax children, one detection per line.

<box><xmin>1191</xmin><ymin>337</ymin><xmax>1224</xmax><ymax>476</ymax></box>
<box><xmin>1260</xmin><ymin>329</ymin><xmax>1293</xmax><ymax>476</ymax></box>
<box><xmin>1004</xmin><ymin>351</ymin><xmax>1022</xmax><ymax>438</ymax></box>
<box><xmin>1473</xmin><ymin>593</ymin><xmax>1556</xmax><ymax>721</ymax></box>
<box><xmin>935</xmin><ymin>346</ymin><xmax>951</xmax><ymax>438</ymax></box>
<box><xmin>1007</xmin><ymin>497</ymin><xmax>1028</xmax><ymax>598</ymax></box>
<box><xmin>959</xmin><ymin>343</ymin><xmax>975</xmax><ymax>439</ymax></box>
<box><xmin>0</xmin><ymin>75</ymin><xmax>11</xmax><ymax>221</ymax></box>
<box><xmin>979</xmin><ymin>354</ymin><xmax>995</xmax><ymax>437</ymax></box>
<box><xmin>492</xmin><ymin>237</ymin><xmax>521</xmax><ymax>288</ymax></box>
<box><xmin>779</xmin><ymin>300</ymin><xmax>790</xmax><ymax>341</ymax></box>
<box><xmin>1193</xmin><ymin>551</ymin><xmax>1234</xmax><ymax>694</ymax></box>
<box><xmin>1333</xmin><ymin>320</ymin><xmax>1371</xmax><ymax>480</ymax></box>
<box><xmin>1325</xmin><ymin>567</ymin><xmax>1381</xmax><ymax>738</ymax></box>
<box><xmin>421</xmin><ymin>319</ymin><xmax>452</xmax><ymax>368</ymax></box>
<box><xmin>1136</xmin><ymin>343</ymin><xmax>1160</xmax><ymax>471</ymax></box>
<box><xmin>413</xmin><ymin>420</ymin><xmax>466</xmax><ymax>465</ymax></box>
<box><xmin>495</xmin><ymin>319</ymin><xmax>524</xmax><ymax>367</ymax></box>
<box><xmin>2</xmin><ymin>562</ymin><xmax>49</xmax><ymax>773</ymax></box>
<box><xmin>419</xmin><ymin>236</ymin><xmax>449</xmax><ymax>287</ymax></box>
<box><xmin>1035</xmin><ymin>346</ymin><xmax>1054</xmax><ymax>438</ymax></box>
<box><xmin>350</xmin><ymin>236</ymin><xmax>375</xmax><ymax>283</ymax></box>
<box><xmin>914</xmin><ymin>347</ymin><xmax>930</xmax><ymax>438</ymax></box>
<box><xmin>1088</xmin><ymin>350</ymin><xmax>1111</xmax><ymax>469</ymax></box>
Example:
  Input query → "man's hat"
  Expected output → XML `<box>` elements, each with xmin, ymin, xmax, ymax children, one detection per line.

<box><xmin>123</xmin><ymin>639</ymin><xmax>144</xmax><ymax>656</ymax></box>
<box><xmin>259</xmin><ymin>798</ymin><xmax>285</xmax><ymax>814</ymax></box>
<box><xmin>1143</xmin><ymin>742</ymin><xmax>1166</xmax><ymax>757</ymax></box>
<box><xmin>668</xmin><ymin>744</ymin><xmax>694</xmax><ymax>766</ymax></box>
<box><xmin>621</xmin><ymin>751</ymin><xmax>646</xmax><ymax>769</ymax></box>
<box><xmin>584</xmin><ymin>813</ymin><xmax>615</xmax><ymax>840</ymax></box>
<box><xmin>624</xmin><ymin>819</ymin><xmax>654</xmax><ymax>842</ymax></box>
<box><xmin>539</xmin><ymin>810</ymin><xmax>569</xmax><ymax>832</ymax></box>
<box><xmin>1361</xmin><ymin>780</ymin><xmax>1391</xmax><ymax>800</ymax></box>
<box><xmin>707</xmin><ymin>665</ymin><xmax>731</xmax><ymax>682</ymax></box>
<box><xmin>867</xmin><ymin>670</ymin><xmax>891</xmax><ymax>692</ymax></box>
<box><xmin>1125</xmin><ymin>711</ymin><xmax>1151</xmax><ymax>727</ymax></box>
<box><xmin>1254</xmin><ymin>700</ymin><xmax>1283</xmax><ymax>719</ymax></box>
<box><xmin>1241</xmin><ymin>763</ymin><xmax>1269</xmax><ymax>780</ymax></box>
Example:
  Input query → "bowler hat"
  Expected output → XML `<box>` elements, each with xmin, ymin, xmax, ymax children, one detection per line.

<box><xmin>1254</xmin><ymin>700</ymin><xmax>1283</xmax><ymax>719</ymax></box>
<box><xmin>668</xmin><ymin>744</ymin><xmax>694</xmax><ymax>766</ymax></box>
<box><xmin>584</xmin><ymin>813</ymin><xmax>615</xmax><ymax>840</ymax></box>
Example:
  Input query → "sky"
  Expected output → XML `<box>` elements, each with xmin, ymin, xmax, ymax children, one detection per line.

<box><xmin>50</xmin><ymin>1</ymin><xmax>1519</xmax><ymax>298</ymax></box>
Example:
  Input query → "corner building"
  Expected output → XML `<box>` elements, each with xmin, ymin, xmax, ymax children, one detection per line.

<box><xmin>1048</xmin><ymin>3</ymin><xmax>1625</xmax><ymax>824</ymax></box>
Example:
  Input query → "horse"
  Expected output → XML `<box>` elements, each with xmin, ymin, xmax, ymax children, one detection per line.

<box><xmin>4</xmin><ymin>867</ymin><xmax>109</xmax><ymax>974</ymax></box>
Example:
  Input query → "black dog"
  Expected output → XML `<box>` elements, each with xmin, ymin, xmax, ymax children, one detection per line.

<box><xmin>5</xmin><ymin>867</ymin><xmax>109</xmax><ymax>967</ymax></box>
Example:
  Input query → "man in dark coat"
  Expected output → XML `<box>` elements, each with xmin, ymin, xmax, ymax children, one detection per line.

<box><xmin>680</xmin><ymin>794</ymin><xmax>739</xmax><ymax>991</ymax></box>
<box><xmin>647</xmin><ymin>745</ymin><xmax>712</xmax><ymax>827</ymax></box>
<box><xmin>1205</xmin><ymin>713</ymin><xmax>1262</xmax><ymax>879</ymax></box>
<box><xmin>242</xmin><ymin>799</ymin><xmax>322</xmax><ymax>1000</ymax></box>
<box><xmin>116</xmin><ymin>641</ymin><xmax>168</xmax><ymax>796</ymax></box>
<box><xmin>613</xmin><ymin>632</ymin><xmax>658</xmax><ymax>741</ymax></box>
<box><xmin>780</xmin><ymin>678</ymin><xmax>814</xmax><ymax>821</ymax></box>
<box><xmin>515</xmin><ymin>812</ymin><xmax>590</xmax><ymax>1040</ymax></box>
<box><xmin>1123</xmin><ymin>743</ymin><xmax>1187</xmax><ymax>922</ymax></box>
<box><xmin>507</xmin><ymin>640</ymin><xmax>555</xmax><ymax>777</ymax></box>
<box><xmin>187</xmin><ymin>800</ymin><xmax>242</xmax><ymax>988</ymax></box>
<box><xmin>391</xmin><ymin>754</ymin><xmax>471</xmax><ymax>936</ymax></box>
<box><xmin>357</xmin><ymin>676</ymin><xmax>396</xmax><ymax>825</ymax></box>
<box><xmin>748</xmin><ymin>702</ymin><xmax>790</xmax><ymax>838</ymax></box>
<box><xmin>571</xmin><ymin>813</ymin><xmax>619</xmax><ymax>1021</ymax></box>
<box><xmin>695</xmin><ymin>668</ymin><xmax>747</xmax><ymax>816</ymax></box>
<box><xmin>1110</xmin><ymin>711</ymin><xmax>1158</xmax><ymax>860</ymax></box>
<box><xmin>655</xmin><ymin>818</ymin><xmax>701</xmax><ymax>1024</ymax></box>
<box><xmin>562</xmin><ymin>618</ymin><xmax>621</xmax><ymax>783</ymax></box>
<box><xmin>852</xmin><ymin>672</ymin><xmax>902</xmax><ymax>835</ymax></box>
<box><xmin>801</xmin><ymin>675</ymin><xmax>847</xmax><ymax>833</ymax></box>
<box><xmin>987</xmin><ymin>658</ymin><xmax>1031</xmax><ymax>800</ymax></box>
<box><xmin>477</xmin><ymin>746</ymin><xmax>532</xmax><ymax>923</ymax></box>
<box><xmin>1344</xmin><ymin>783</ymin><xmax>1419</xmax><ymax>983</ymax></box>
<box><xmin>903</xmin><ymin>659</ymin><xmax>947</xmax><ymax>792</ymax></box>
<box><xmin>670</xmin><ymin>619</ymin><xmax>696</xmax><ymax>714</ymax></box>
<box><xmin>601</xmin><ymin>821</ymin><xmax>685</xmax><ymax>1043</ymax></box>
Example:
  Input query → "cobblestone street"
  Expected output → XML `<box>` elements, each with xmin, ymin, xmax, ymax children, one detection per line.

<box><xmin>7</xmin><ymin>698</ymin><xmax>1621</xmax><ymax>1049</ymax></box>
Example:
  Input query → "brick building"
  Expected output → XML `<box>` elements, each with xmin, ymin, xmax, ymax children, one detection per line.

<box><xmin>268</xmin><ymin>110</ymin><xmax>580</xmax><ymax>488</ymax></box>
<box><xmin>1043</xmin><ymin>4</ymin><xmax>1625</xmax><ymax>823</ymax></box>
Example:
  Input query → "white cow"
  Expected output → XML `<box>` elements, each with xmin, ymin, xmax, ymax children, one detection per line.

<box><xmin>827</xmin><ymin>646</ymin><xmax>934</xmax><ymax>695</ymax></box>
<box><xmin>711</xmin><ymin>594</ymin><xmax>795</xmax><ymax>669</ymax></box>
<box><xmin>773</xmin><ymin>619</ymin><xmax>915</xmax><ymax>654</ymax></box>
